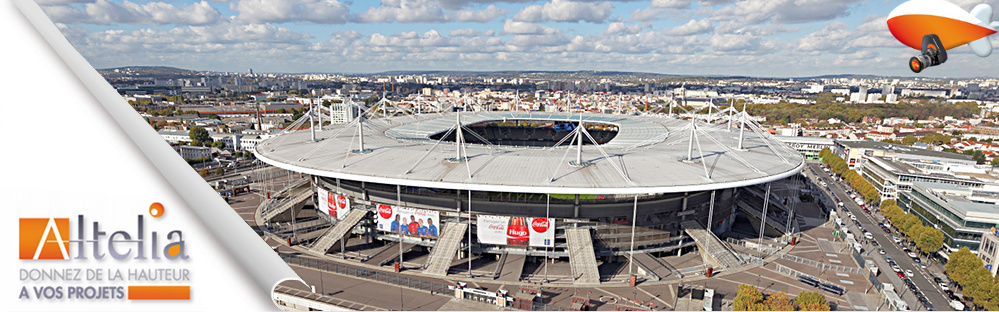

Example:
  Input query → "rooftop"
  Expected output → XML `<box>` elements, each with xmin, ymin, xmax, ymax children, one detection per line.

<box><xmin>255</xmin><ymin>112</ymin><xmax>804</xmax><ymax>194</ymax></box>
<box><xmin>912</xmin><ymin>181</ymin><xmax>999</xmax><ymax>217</ymax></box>
<box><xmin>837</xmin><ymin>140</ymin><xmax>974</xmax><ymax>163</ymax></box>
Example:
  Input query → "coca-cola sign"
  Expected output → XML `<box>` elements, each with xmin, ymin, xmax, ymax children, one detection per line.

<box><xmin>531</xmin><ymin>218</ymin><xmax>550</xmax><ymax>233</ymax></box>
<box><xmin>335</xmin><ymin>195</ymin><xmax>348</xmax><ymax>209</ymax></box>
<box><xmin>377</xmin><ymin>204</ymin><xmax>393</xmax><ymax>219</ymax></box>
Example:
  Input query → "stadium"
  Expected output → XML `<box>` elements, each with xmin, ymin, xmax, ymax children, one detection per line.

<box><xmin>253</xmin><ymin>108</ymin><xmax>804</xmax><ymax>284</ymax></box>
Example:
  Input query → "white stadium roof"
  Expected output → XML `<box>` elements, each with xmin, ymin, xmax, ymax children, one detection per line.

<box><xmin>254</xmin><ymin>112</ymin><xmax>804</xmax><ymax>195</ymax></box>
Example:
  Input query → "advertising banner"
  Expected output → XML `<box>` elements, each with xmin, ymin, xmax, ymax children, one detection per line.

<box><xmin>476</xmin><ymin>215</ymin><xmax>554</xmax><ymax>247</ymax></box>
<box><xmin>375</xmin><ymin>204</ymin><xmax>440</xmax><ymax>238</ymax></box>
<box><xmin>316</xmin><ymin>187</ymin><xmax>350</xmax><ymax>219</ymax></box>
<box><xmin>316</xmin><ymin>187</ymin><xmax>330</xmax><ymax>216</ymax></box>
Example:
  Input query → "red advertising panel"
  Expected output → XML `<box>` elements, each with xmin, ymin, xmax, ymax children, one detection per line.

<box><xmin>477</xmin><ymin>215</ymin><xmax>554</xmax><ymax>247</ymax></box>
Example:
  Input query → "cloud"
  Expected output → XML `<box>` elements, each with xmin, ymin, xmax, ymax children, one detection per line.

<box><xmin>43</xmin><ymin>0</ymin><xmax>223</xmax><ymax>25</ymax></box>
<box><xmin>513</xmin><ymin>0</ymin><xmax>614</xmax><ymax>23</ymax></box>
<box><xmin>451</xmin><ymin>5</ymin><xmax>507</xmax><ymax>22</ymax></box>
<box><xmin>668</xmin><ymin>18</ymin><xmax>713</xmax><ymax>36</ymax></box>
<box><xmin>605</xmin><ymin>22</ymin><xmax>642</xmax><ymax>35</ymax></box>
<box><xmin>449</xmin><ymin>28</ymin><xmax>495</xmax><ymax>37</ymax></box>
<box><xmin>711</xmin><ymin>0</ymin><xmax>863</xmax><ymax>25</ymax></box>
<box><xmin>502</xmin><ymin>20</ymin><xmax>561</xmax><ymax>35</ymax></box>
<box><xmin>651</xmin><ymin>0</ymin><xmax>692</xmax><ymax>9</ymax></box>
<box><xmin>232</xmin><ymin>0</ymin><xmax>349</xmax><ymax>24</ymax></box>
<box><xmin>629</xmin><ymin>7</ymin><xmax>663</xmax><ymax>22</ymax></box>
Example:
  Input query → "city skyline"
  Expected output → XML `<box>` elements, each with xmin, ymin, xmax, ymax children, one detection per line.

<box><xmin>39</xmin><ymin>0</ymin><xmax>999</xmax><ymax>77</ymax></box>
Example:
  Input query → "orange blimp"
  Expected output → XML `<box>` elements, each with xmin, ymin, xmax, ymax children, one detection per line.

<box><xmin>887</xmin><ymin>0</ymin><xmax>999</xmax><ymax>72</ymax></box>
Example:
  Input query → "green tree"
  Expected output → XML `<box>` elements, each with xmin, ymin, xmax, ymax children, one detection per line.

<box><xmin>795</xmin><ymin>291</ymin><xmax>830</xmax><ymax>311</ymax></box>
<box><xmin>212</xmin><ymin>140</ymin><xmax>226</xmax><ymax>149</ymax></box>
<box><xmin>915</xmin><ymin>226</ymin><xmax>945</xmax><ymax>255</ymax></box>
<box><xmin>189</xmin><ymin>127</ymin><xmax>212</xmax><ymax>146</ymax></box>
<box><xmin>973</xmin><ymin>150</ymin><xmax>986</xmax><ymax>164</ymax></box>
<box><xmin>733</xmin><ymin>284</ymin><xmax>765</xmax><ymax>311</ymax></box>
<box><xmin>198</xmin><ymin>168</ymin><xmax>209</xmax><ymax>177</ymax></box>
<box><xmin>206</xmin><ymin>113</ymin><xmax>220</xmax><ymax>120</ymax></box>
<box><xmin>991</xmin><ymin>157</ymin><xmax>999</xmax><ymax>168</ymax></box>
<box><xmin>902</xmin><ymin>135</ymin><xmax>917</xmax><ymax>145</ymax></box>
<box><xmin>215</xmin><ymin>167</ymin><xmax>225</xmax><ymax>175</ymax></box>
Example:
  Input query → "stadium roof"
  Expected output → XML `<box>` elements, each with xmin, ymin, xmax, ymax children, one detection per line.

<box><xmin>254</xmin><ymin>112</ymin><xmax>804</xmax><ymax>194</ymax></box>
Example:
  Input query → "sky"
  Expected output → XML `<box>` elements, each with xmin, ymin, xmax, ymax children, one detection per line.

<box><xmin>36</xmin><ymin>0</ymin><xmax>999</xmax><ymax>77</ymax></box>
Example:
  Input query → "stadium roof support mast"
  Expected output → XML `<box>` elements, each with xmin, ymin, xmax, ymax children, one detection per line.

<box><xmin>738</xmin><ymin>101</ymin><xmax>747</xmax><ymax>150</ymax></box>
<box><xmin>309</xmin><ymin>102</ymin><xmax>317</xmax><ymax>142</ymax></box>
<box><xmin>570</xmin><ymin>109</ymin><xmax>589</xmax><ymax>168</ymax></box>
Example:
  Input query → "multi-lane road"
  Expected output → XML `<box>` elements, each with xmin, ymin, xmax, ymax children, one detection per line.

<box><xmin>804</xmin><ymin>162</ymin><xmax>951</xmax><ymax>310</ymax></box>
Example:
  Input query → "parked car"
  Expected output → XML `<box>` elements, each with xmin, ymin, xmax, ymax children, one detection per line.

<box><xmin>907</xmin><ymin>269</ymin><xmax>915</xmax><ymax>277</ymax></box>
<box><xmin>879</xmin><ymin>248</ymin><xmax>886</xmax><ymax>255</ymax></box>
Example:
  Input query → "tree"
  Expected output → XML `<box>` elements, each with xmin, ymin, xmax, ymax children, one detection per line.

<box><xmin>991</xmin><ymin>157</ymin><xmax>999</xmax><ymax>168</ymax></box>
<box><xmin>973</xmin><ymin>150</ymin><xmax>986</xmax><ymax>164</ymax></box>
<box><xmin>902</xmin><ymin>135</ymin><xmax>917</xmax><ymax>145</ymax></box>
<box><xmin>765</xmin><ymin>292</ymin><xmax>795</xmax><ymax>311</ymax></box>
<box><xmin>198</xmin><ymin>168</ymin><xmax>209</xmax><ymax>177</ymax></box>
<box><xmin>215</xmin><ymin>167</ymin><xmax>225</xmax><ymax>175</ymax></box>
<box><xmin>915</xmin><ymin>226</ymin><xmax>944</xmax><ymax>255</ymax></box>
<box><xmin>795</xmin><ymin>291</ymin><xmax>830</xmax><ymax>311</ymax></box>
<box><xmin>212</xmin><ymin>140</ymin><xmax>226</xmax><ymax>149</ymax></box>
<box><xmin>733</xmin><ymin>284</ymin><xmax>765</xmax><ymax>311</ymax></box>
<box><xmin>189</xmin><ymin>127</ymin><xmax>212</xmax><ymax>146</ymax></box>
<box><xmin>206</xmin><ymin>113</ymin><xmax>220</xmax><ymax>120</ymax></box>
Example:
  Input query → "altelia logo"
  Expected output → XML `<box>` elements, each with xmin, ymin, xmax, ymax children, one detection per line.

<box><xmin>19</xmin><ymin>218</ymin><xmax>70</xmax><ymax>260</ymax></box>
<box><xmin>531</xmin><ymin>218</ymin><xmax>549</xmax><ymax>233</ymax></box>
<box><xmin>18</xmin><ymin>203</ymin><xmax>188</xmax><ymax>261</ymax></box>
<box><xmin>378</xmin><ymin>204</ymin><xmax>393</xmax><ymax>219</ymax></box>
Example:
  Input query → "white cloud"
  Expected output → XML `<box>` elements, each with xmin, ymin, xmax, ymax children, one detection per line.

<box><xmin>502</xmin><ymin>20</ymin><xmax>561</xmax><ymax>35</ymax></box>
<box><xmin>356</xmin><ymin>0</ymin><xmax>447</xmax><ymax>23</ymax></box>
<box><xmin>513</xmin><ymin>0</ymin><xmax>614</xmax><ymax>23</ymax></box>
<box><xmin>44</xmin><ymin>0</ymin><xmax>223</xmax><ymax>25</ymax></box>
<box><xmin>36</xmin><ymin>0</ymin><xmax>94</xmax><ymax>4</ymax></box>
<box><xmin>605</xmin><ymin>22</ymin><xmax>642</xmax><ymax>35</ymax></box>
<box><xmin>451</xmin><ymin>5</ymin><xmax>507</xmax><ymax>22</ymax></box>
<box><xmin>668</xmin><ymin>18</ymin><xmax>712</xmax><ymax>36</ymax></box>
<box><xmin>232</xmin><ymin>0</ymin><xmax>349</xmax><ymax>24</ymax></box>
<box><xmin>629</xmin><ymin>7</ymin><xmax>663</xmax><ymax>22</ymax></box>
<box><xmin>449</xmin><ymin>28</ymin><xmax>495</xmax><ymax>36</ymax></box>
<box><xmin>651</xmin><ymin>0</ymin><xmax>692</xmax><ymax>9</ymax></box>
<box><xmin>711</xmin><ymin>0</ymin><xmax>862</xmax><ymax>25</ymax></box>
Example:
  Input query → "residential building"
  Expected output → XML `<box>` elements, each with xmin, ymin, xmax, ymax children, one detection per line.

<box><xmin>329</xmin><ymin>102</ymin><xmax>357</xmax><ymax>124</ymax></box>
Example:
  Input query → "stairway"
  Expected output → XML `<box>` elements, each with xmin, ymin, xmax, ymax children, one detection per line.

<box><xmin>423</xmin><ymin>223</ymin><xmax>468</xmax><ymax>276</ymax></box>
<box><xmin>566</xmin><ymin>228</ymin><xmax>601</xmax><ymax>285</ymax></box>
<box><xmin>262</xmin><ymin>191</ymin><xmax>312</xmax><ymax>221</ymax></box>
<box><xmin>681</xmin><ymin>220</ymin><xmax>744</xmax><ymax>269</ymax></box>
<box><xmin>308</xmin><ymin>209</ymin><xmax>367</xmax><ymax>255</ymax></box>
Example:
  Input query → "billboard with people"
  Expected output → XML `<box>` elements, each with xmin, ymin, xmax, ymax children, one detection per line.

<box><xmin>316</xmin><ymin>187</ymin><xmax>350</xmax><ymax>220</ymax></box>
<box><xmin>375</xmin><ymin>204</ymin><xmax>440</xmax><ymax>239</ymax></box>
<box><xmin>476</xmin><ymin>215</ymin><xmax>554</xmax><ymax>247</ymax></box>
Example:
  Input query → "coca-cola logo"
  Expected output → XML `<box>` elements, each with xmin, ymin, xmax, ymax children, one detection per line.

<box><xmin>377</xmin><ymin>204</ymin><xmax>393</xmax><ymax>219</ymax></box>
<box><xmin>507</xmin><ymin>228</ymin><xmax>528</xmax><ymax>238</ymax></box>
<box><xmin>487</xmin><ymin>224</ymin><xmax>506</xmax><ymax>231</ymax></box>
<box><xmin>531</xmin><ymin>218</ymin><xmax>549</xmax><ymax>233</ymax></box>
<box><xmin>335</xmin><ymin>195</ymin><xmax>348</xmax><ymax>209</ymax></box>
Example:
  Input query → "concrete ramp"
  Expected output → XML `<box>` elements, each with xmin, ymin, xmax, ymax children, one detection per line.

<box><xmin>632</xmin><ymin>252</ymin><xmax>681</xmax><ymax>281</ymax></box>
<box><xmin>682</xmin><ymin>221</ymin><xmax>744</xmax><ymax>269</ymax></box>
<box><xmin>566</xmin><ymin>228</ymin><xmax>601</xmax><ymax>285</ymax></box>
<box><xmin>262</xmin><ymin>191</ymin><xmax>312</xmax><ymax>222</ymax></box>
<box><xmin>495</xmin><ymin>254</ymin><xmax>526</xmax><ymax>282</ymax></box>
<box><xmin>423</xmin><ymin>223</ymin><xmax>467</xmax><ymax>276</ymax></box>
<box><xmin>308</xmin><ymin>209</ymin><xmax>367</xmax><ymax>255</ymax></box>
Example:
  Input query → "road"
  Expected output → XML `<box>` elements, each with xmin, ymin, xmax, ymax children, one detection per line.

<box><xmin>805</xmin><ymin>162</ymin><xmax>949</xmax><ymax>310</ymax></box>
